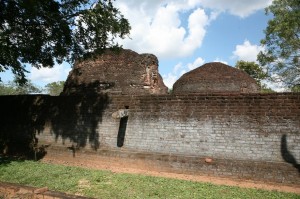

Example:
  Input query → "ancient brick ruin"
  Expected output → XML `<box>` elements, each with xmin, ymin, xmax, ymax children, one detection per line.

<box><xmin>62</xmin><ymin>49</ymin><xmax>168</xmax><ymax>95</ymax></box>
<box><xmin>0</xmin><ymin>49</ymin><xmax>299</xmax><ymax>185</ymax></box>
<box><xmin>173</xmin><ymin>62</ymin><xmax>259</xmax><ymax>94</ymax></box>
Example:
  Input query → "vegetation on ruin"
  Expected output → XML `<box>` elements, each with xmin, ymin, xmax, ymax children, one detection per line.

<box><xmin>258</xmin><ymin>0</ymin><xmax>300</xmax><ymax>89</ymax></box>
<box><xmin>0</xmin><ymin>159</ymin><xmax>298</xmax><ymax>199</ymax></box>
<box><xmin>0</xmin><ymin>0</ymin><xmax>130</xmax><ymax>85</ymax></box>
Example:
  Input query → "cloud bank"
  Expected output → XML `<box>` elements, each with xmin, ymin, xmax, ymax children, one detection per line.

<box><xmin>199</xmin><ymin>0</ymin><xmax>272</xmax><ymax>18</ymax></box>
<box><xmin>30</xmin><ymin>63</ymin><xmax>71</xmax><ymax>85</ymax></box>
<box><xmin>115</xmin><ymin>0</ymin><xmax>272</xmax><ymax>59</ymax></box>
<box><xmin>232</xmin><ymin>40</ymin><xmax>264</xmax><ymax>62</ymax></box>
<box><xmin>115</xmin><ymin>1</ymin><xmax>212</xmax><ymax>59</ymax></box>
<box><xmin>163</xmin><ymin>57</ymin><xmax>205</xmax><ymax>88</ymax></box>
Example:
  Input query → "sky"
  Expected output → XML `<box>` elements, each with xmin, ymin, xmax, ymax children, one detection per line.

<box><xmin>1</xmin><ymin>0</ymin><xmax>278</xmax><ymax>89</ymax></box>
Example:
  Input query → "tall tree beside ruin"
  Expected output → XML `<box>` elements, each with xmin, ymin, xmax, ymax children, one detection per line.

<box><xmin>0</xmin><ymin>0</ymin><xmax>130</xmax><ymax>85</ymax></box>
<box><xmin>257</xmin><ymin>0</ymin><xmax>300</xmax><ymax>89</ymax></box>
<box><xmin>235</xmin><ymin>60</ymin><xmax>274</xmax><ymax>93</ymax></box>
<box><xmin>235</xmin><ymin>60</ymin><xmax>268</xmax><ymax>86</ymax></box>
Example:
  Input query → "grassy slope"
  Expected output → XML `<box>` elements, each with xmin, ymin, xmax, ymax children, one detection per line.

<box><xmin>0</xmin><ymin>160</ymin><xmax>298</xmax><ymax>199</ymax></box>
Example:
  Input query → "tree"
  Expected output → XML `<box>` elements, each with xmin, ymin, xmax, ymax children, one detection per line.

<box><xmin>235</xmin><ymin>60</ymin><xmax>274</xmax><ymax>93</ymax></box>
<box><xmin>291</xmin><ymin>85</ymin><xmax>300</xmax><ymax>92</ymax></box>
<box><xmin>0</xmin><ymin>0</ymin><xmax>130</xmax><ymax>85</ymax></box>
<box><xmin>0</xmin><ymin>79</ymin><xmax>41</xmax><ymax>95</ymax></box>
<box><xmin>45</xmin><ymin>81</ymin><xmax>65</xmax><ymax>96</ymax></box>
<box><xmin>235</xmin><ymin>60</ymin><xmax>268</xmax><ymax>85</ymax></box>
<box><xmin>257</xmin><ymin>0</ymin><xmax>300</xmax><ymax>88</ymax></box>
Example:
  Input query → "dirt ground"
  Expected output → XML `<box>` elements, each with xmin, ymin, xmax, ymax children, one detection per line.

<box><xmin>41</xmin><ymin>150</ymin><xmax>300</xmax><ymax>195</ymax></box>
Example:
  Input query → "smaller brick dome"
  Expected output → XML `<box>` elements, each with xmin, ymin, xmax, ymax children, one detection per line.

<box><xmin>173</xmin><ymin>62</ymin><xmax>259</xmax><ymax>94</ymax></box>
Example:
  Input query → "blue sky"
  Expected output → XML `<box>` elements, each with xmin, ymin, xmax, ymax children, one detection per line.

<box><xmin>1</xmin><ymin>0</ymin><xmax>277</xmax><ymax>89</ymax></box>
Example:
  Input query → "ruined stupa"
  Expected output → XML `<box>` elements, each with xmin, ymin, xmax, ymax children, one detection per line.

<box><xmin>62</xmin><ymin>49</ymin><xmax>168</xmax><ymax>95</ymax></box>
<box><xmin>173</xmin><ymin>62</ymin><xmax>259</xmax><ymax>93</ymax></box>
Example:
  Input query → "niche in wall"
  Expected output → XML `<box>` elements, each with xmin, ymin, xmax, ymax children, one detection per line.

<box><xmin>117</xmin><ymin>106</ymin><xmax>129</xmax><ymax>147</ymax></box>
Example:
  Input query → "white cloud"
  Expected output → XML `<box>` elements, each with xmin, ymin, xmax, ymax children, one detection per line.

<box><xmin>163</xmin><ymin>62</ymin><xmax>184</xmax><ymax>89</ymax></box>
<box><xmin>181</xmin><ymin>8</ymin><xmax>209</xmax><ymax>56</ymax></box>
<box><xmin>232</xmin><ymin>40</ymin><xmax>287</xmax><ymax>92</ymax></box>
<box><xmin>173</xmin><ymin>63</ymin><xmax>183</xmax><ymax>73</ymax></box>
<box><xmin>163</xmin><ymin>73</ymin><xmax>178</xmax><ymax>89</ymax></box>
<box><xmin>115</xmin><ymin>1</ymin><xmax>211</xmax><ymax>59</ymax></box>
<box><xmin>199</xmin><ymin>0</ymin><xmax>273</xmax><ymax>18</ymax></box>
<box><xmin>163</xmin><ymin>56</ymin><xmax>205</xmax><ymax>88</ymax></box>
<box><xmin>114</xmin><ymin>0</ymin><xmax>272</xmax><ymax>61</ymax></box>
<box><xmin>187</xmin><ymin>57</ymin><xmax>205</xmax><ymax>70</ymax></box>
<box><xmin>180</xmin><ymin>70</ymin><xmax>187</xmax><ymax>76</ymax></box>
<box><xmin>263</xmin><ymin>79</ymin><xmax>286</xmax><ymax>92</ymax></box>
<box><xmin>114</xmin><ymin>0</ymin><xmax>271</xmax><ymax>60</ymax></box>
<box><xmin>30</xmin><ymin>63</ymin><xmax>71</xmax><ymax>84</ymax></box>
<box><xmin>213</xmin><ymin>58</ymin><xmax>228</xmax><ymax>65</ymax></box>
<box><xmin>232</xmin><ymin>40</ymin><xmax>264</xmax><ymax>62</ymax></box>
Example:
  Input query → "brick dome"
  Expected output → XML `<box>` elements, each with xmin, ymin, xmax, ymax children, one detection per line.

<box><xmin>62</xmin><ymin>49</ymin><xmax>168</xmax><ymax>95</ymax></box>
<box><xmin>173</xmin><ymin>62</ymin><xmax>259</xmax><ymax>93</ymax></box>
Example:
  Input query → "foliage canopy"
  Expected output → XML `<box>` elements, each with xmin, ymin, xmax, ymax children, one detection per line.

<box><xmin>45</xmin><ymin>81</ymin><xmax>65</xmax><ymax>96</ymax></box>
<box><xmin>235</xmin><ymin>60</ymin><xmax>268</xmax><ymax>86</ymax></box>
<box><xmin>0</xmin><ymin>79</ymin><xmax>41</xmax><ymax>95</ymax></box>
<box><xmin>258</xmin><ymin>0</ymin><xmax>300</xmax><ymax>88</ymax></box>
<box><xmin>235</xmin><ymin>60</ymin><xmax>274</xmax><ymax>93</ymax></box>
<box><xmin>0</xmin><ymin>0</ymin><xmax>130</xmax><ymax>84</ymax></box>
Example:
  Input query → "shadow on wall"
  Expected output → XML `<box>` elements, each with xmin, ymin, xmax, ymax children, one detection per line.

<box><xmin>0</xmin><ymin>95</ymin><xmax>48</xmax><ymax>159</ymax></box>
<box><xmin>49</xmin><ymin>93</ymin><xmax>109</xmax><ymax>151</ymax></box>
<box><xmin>281</xmin><ymin>134</ymin><xmax>300</xmax><ymax>174</ymax></box>
<box><xmin>0</xmin><ymin>82</ymin><xmax>110</xmax><ymax>159</ymax></box>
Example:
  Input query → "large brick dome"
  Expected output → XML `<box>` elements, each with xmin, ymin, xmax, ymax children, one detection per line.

<box><xmin>173</xmin><ymin>62</ymin><xmax>259</xmax><ymax>94</ymax></box>
<box><xmin>62</xmin><ymin>49</ymin><xmax>168</xmax><ymax>95</ymax></box>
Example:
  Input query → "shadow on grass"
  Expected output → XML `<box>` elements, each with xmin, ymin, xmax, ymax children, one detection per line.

<box><xmin>0</xmin><ymin>155</ymin><xmax>26</xmax><ymax>166</ymax></box>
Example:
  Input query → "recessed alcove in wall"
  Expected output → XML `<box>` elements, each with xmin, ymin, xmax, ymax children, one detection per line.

<box><xmin>117</xmin><ymin>106</ymin><xmax>129</xmax><ymax>147</ymax></box>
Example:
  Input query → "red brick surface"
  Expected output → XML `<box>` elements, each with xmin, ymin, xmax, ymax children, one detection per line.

<box><xmin>173</xmin><ymin>62</ymin><xmax>259</xmax><ymax>93</ymax></box>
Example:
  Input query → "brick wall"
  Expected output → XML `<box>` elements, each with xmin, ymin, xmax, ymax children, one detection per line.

<box><xmin>98</xmin><ymin>94</ymin><xmax>300</xmax><ymax>163</ymax></box>
<box><xmin>0</xmin><ymin>93</ymin><xmax>299</xmax><ymax>184</ymax></box>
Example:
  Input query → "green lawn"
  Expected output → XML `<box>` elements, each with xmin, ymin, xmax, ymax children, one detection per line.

<box><xmin>0</xmin><ymin>159</ymin><xmax>298</xmax><ymax>199</ymax></box>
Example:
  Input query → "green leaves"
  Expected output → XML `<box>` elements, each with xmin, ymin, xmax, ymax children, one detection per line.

<box><xmin>236</xmin><ymin>61</ymin><xmax>268</xmax><ymax>83</ymax></box>
<box><xmin>0</xmin><ymin>79</ymin><xmax>42</xmax><ymax>95</ymax></box>
<box><xmin>72</xmin><ymin>0</ymin><xmax>130</xmax><ymax>59</ymax></box>
<box><xmin>45</xmin><ymin>81</ymin><xmax>65</xmax><ymax>96</ymax></box>
<box><xmin>0</xmin><ymin>0</ymin><xmax>130</xmax><ymax>85</ymax></box>
<box><xmin>258</xmin><ymin>0</ymin><xmax>300</xmax><ymax>88</ymax></box>
<box><xmin>235</xmin><ymin>60</ymin><xmax>274</xmax><ymax>92</ymax></box>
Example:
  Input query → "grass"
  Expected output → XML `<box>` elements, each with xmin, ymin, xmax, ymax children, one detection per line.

<box><xmin>0</xmin><ymin>159</ymin><xmax>299</xmax><ymax>199</ymax></box>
